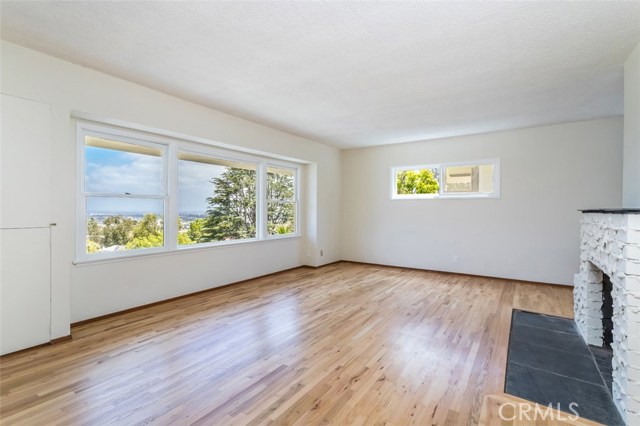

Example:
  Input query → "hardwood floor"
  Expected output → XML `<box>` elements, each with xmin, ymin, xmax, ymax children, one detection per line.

<box><xmin>0</xmin><ymin>262</ymin><xmax>574</xmax><ymax>426</ymax></box>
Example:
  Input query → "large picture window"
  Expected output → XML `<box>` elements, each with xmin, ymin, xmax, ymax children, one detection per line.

<box><xmin>77</xmin><ymin>123</ymin><xmax>300</xmax><ymax>261</ymax></box>
<box><xmin>392</xmin><ymin>159</ymin><xmax>499</xmax><ymax>199</ymax></box>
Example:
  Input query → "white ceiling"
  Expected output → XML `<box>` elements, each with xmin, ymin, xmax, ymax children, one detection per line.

<box><xmin>1</xmin><ymin>1</ymin><xmax>639</xmax><ymax>149</ymax></box>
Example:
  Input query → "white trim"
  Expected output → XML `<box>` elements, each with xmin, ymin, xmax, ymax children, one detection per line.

<box><xmin>71</xmin><ymin>110</ymin><xmax>310</xmax><ymax>165</ymax></box>
<box><xmin>166</xmin><ymin>142</ymin><xmax>178</xmax><ymax>251</ymax></box>
<box><xmin>391</xmin><ymin>158</ymin><xmax>501</xmax><ymax>200</ymax></box>
<box><xmin>79</xmin><ymin>121</ymin><xmax>174</xmax><ymax>151</ymax></box>
<box><xmin>76</xmin><ymin>124</ymin><xmax>86</xmax><ymax>261</ymax></box>
<box><xmin>257</xmin><ymin>162</ymin><xmax>267</xmax><ymax>240</ymax></box>
<box><xmin>84</xmin><ymin>193</ymin><xmax>165</xmax><ymax>199</ymax></box>
<box><xmin>177</xmin><ymin>143</ymin><xmax>264</xmax><ymax>167</ymax></box>
<box><xmin>295</xmin><ymin>167</ymin><xmax>301</xmax><ymax>236</ymax></box>
<box><xmin>73</xmin><ymin>235</ymin><xmax>302</xmax><ymax>266</ymax></box>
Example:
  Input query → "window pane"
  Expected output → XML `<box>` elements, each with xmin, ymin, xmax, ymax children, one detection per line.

<box><xmin>268</xmin><ymin>202</ymin><xmax>296</xmax><ymax>235</ymax></box>
<box><xmin>177</xmin><ymin>153</ymin><xmax>257</xmax><ymax>244</ymax></box>
<box><xmin>443</xmin><ymin>164</ymin><xmax>494</xmax><ymax>193</ymax></box>
<box><xmin>395</xmin><ymin>168</ymin><xmax>440</xmax><ymax>195</ymax></box>
<box><xmin>267</xmin><ymin>167</ymin><xmax>295</xmax><ymax>201</ymax></box>
<box><xmin>267</xmin><ymin>167</ymin><xmax>296</xmax><ymax>236</ymax></box>
<box><xmin>85</xmin><ymin>136</ymin><xmax>163</xmax><ymax>195</ymax></box>
<box><xmin>86</xmin><ymin>197</ymin><xmax>164</xmax><ymax>253</ymax></box>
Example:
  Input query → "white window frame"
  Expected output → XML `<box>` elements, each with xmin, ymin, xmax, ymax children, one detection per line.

<box><xmin>391</xmin><ymin>158</ymin><xmax>500</xmax><ymax>200</ymax></box>
<box><xmin>76</xmin><ymin>122</ymin><xmax>301</xmax><ymax>263</ymax></box>
<box><xmin>264</xmin><ymin>163</ymin><xmax>300</xmax><ymax>240</ymax></box>
<box><xmin>175</xmin><ymin>145</ymin><xmax>262</xmax><ymax>248</ymax></box>
<box><xmin>77</xmin><ymin>123</ymin><xmax>170</xmax><ymax>262</ymax></box>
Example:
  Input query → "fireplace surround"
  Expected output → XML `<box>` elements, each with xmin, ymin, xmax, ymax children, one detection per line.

<box><xmin>574</xmin><ymin>209</ymin><xmax>640</xmax><ymax>425</ymax></box>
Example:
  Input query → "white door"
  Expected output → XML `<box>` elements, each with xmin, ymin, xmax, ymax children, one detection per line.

<box><xmin>0</xmin><ymin>94</ymin><xmax>52</xmax><ymax>354</ymax></box>
<box><xmin>0</xmin><ymin>228</ymin><xmax>51</xmax><ymax>355</ymax></box>
<box><xmin>1</xmin><ymin>94</ymin><xmax>52</xmax><ymax>228</ymax></box>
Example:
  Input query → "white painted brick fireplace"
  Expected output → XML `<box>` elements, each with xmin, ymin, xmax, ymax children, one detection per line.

<box><xmin>574</xmin><ymin>210</ymin><xmax>640</xmax><ymax>425</ymax></box>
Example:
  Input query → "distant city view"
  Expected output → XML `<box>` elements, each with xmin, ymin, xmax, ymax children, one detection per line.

<box><xmin>86</xmin><ymin>210</ymin><xmax>213</xmax><ymax>253</ymax></box>
<box><xmin>84</xmin><ymin>141</ymin><xmax>295</xmax><ymax>255</ymax></box>
<box><xmin>87</xmin><ymin>211</ymin><xmax>207</xmax><ymax>223</ymax></box>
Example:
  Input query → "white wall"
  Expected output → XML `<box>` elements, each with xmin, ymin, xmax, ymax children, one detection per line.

<box><xmin>624</xmin><ymin>42</ymin><xmax>640</xmax><ymax>208</ymax></box>
<box><xmin>341</xmin><ymin>118</ymin><xmax>623</xmax><ymax>285</ymax></box>
<box><xmin>0</xmin><ymin>39</ymin><xmax>627</xmax><ymax>340</ymax></box>
<box><xmin>1</xmin><ymin>41</ymin><xmax>341</xmax><ymax>331</ymax></box>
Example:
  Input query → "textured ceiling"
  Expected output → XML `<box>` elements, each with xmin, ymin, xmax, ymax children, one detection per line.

<box><xmin>1</xmin><ymin>1</ymin><xmax>639</xmax><ymax>148</ymax></box>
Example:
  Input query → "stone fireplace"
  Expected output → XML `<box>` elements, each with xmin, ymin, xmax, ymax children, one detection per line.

<box><xmin>574</xmin><ymin>210</ymin><xmax>640</xmax><ymax>425</ymax></box>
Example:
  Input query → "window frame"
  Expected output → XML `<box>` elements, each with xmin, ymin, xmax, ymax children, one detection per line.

<box><xmin>76</xmin><ymin>122</ymin><xmax>301</xmax><ymax>263</ymax></box>
<box><xmin>391</xmin><ymin>158</ymin><xmax>500</xmax><ymax>200</ymax></box>
<box><xmin>175</xmin><ymin>145</ymin><xmax>262</xmax><ymax>248</ymax></box>
<box><xmin>265</xmin><ymin>164</ymin><xmax>299</xmax><ymax>239</ymax></box>
<box><xmin>77</xmin><ymin>123</ymin><xmax>170</xmax><ymax>262</ymax></box>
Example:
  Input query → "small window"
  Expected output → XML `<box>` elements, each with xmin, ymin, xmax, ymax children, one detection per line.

<box><xmin>392</xmin><ymin>159</ymin><xmax>499</xmax><ymax>199</ymax></box>
<box><xmin>178</xmin><ymin>152</ymin><xmax>257</xmax><ymax>244</ymax></box>
<box><xmin>83</xmin><ymin>134</ymin><xmax>166</xmax><ymax>255</ymax></box>
<box><xmin>267</xmin><ymin>166</ymin><xmax>297</xmax><ymax>236</ymax></box>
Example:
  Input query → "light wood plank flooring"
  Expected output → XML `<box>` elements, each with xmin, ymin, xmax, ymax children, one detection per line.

<box><xmin>0</xmin><ymin>262</ymin><xmax>574</xmax><ymax>425</ymax></box>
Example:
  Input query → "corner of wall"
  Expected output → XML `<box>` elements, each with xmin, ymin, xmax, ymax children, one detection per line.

<box><xmin>623</xmin><ymin>42</ymin><xmax>640</xmax><ymax>208</ymax></box>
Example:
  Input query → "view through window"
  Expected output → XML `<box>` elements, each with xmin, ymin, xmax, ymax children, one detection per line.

<box><xmin>79</xmin><ymin>124</ymin><xmax>300</xmax><ymax>260</ymax></box>
<box><xmin>84</xmin><ymin>136</ymin><xmax>165</xmax><ymax>254</ymax></box>
<box><xmin>178</xmin><ymin>153</ymin><xmax>257</xmax><ymax>245</ymax></box>
<box><xmin>267</xmin><ymin>166</ymin><xmax>296</xmax><ymax>235</ymax></box>
<box><xmin>395</xmin><ymin>167</ymin><xmax>440</xmax><ymax>195</ymax></box>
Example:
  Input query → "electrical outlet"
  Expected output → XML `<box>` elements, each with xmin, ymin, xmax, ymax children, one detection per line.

<box><xmin>453</xmin><ymin>255</ymin><xmax>460</xmax><ymax>264</ymax></box>
<box><xmin>306</xmin><ymin>248</ymin><xmax>311</xmax><ymax>257</ymax></box>
<box><xmin>320</xmin><ymin>250</ymin><xmax>324</xmax><ymax>257</ymax></box>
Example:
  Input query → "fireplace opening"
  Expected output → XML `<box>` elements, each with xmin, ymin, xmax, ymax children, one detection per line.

<box><xmin>602</xmin><ymin>273</ymin><xmax>614</xmax><ymax>349</ymax></box>
<box><xmin>588</xmin><ymin>271</ymin><xmax>615</xmax><ymax>393</ymax></box>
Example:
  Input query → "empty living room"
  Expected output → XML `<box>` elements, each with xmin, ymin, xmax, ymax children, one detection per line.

<box><xmin>2</xmin><ymin>1</ymin><xmax>640</xmax><ymax>425</ymax></box>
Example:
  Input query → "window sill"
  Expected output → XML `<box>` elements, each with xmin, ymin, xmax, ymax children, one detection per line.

<box><xmin>74</xmin><ymin>235</ymin><xmax>302</xmax><ymax>267</ymax></box>
<box><xmin>392</xmin><ymin>193</ymin><xmax>500</xmax><ymax>200</ymax></box>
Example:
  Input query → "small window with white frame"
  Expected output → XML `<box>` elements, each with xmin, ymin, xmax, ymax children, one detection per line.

<box><xmin>392</xmin><ymin>159</ymin><xmax>499</xmax><ymax>199</ymax></box>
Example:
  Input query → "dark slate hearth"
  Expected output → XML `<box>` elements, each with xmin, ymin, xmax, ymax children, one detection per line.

<box><xmin>505</xmin><ymin>310</ymin><xmax>624</xmax><ymax>426</ymax></box>
<box><xmin>510</xmin><ymin>317</ymin><xmax>591</xmax><ymax>357</ymax></box>
<box><xmin>509</xmin><ymin>340</ymin><xmax>604</xmax><ymax>385</ymax></box>
<box><xmin>511</xmin><ymin>309</ymin><xmax>580</xmax><ymax>334</ymax></box>
<box><xmin>590</xmin><ymin>345</ymin><xmax>614</xmax><ymax>393</ymax></box>
<box><xmin>579</xmin><ymin>208</ymin><xmax>640</xmax><ymax>214</ymax></box>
